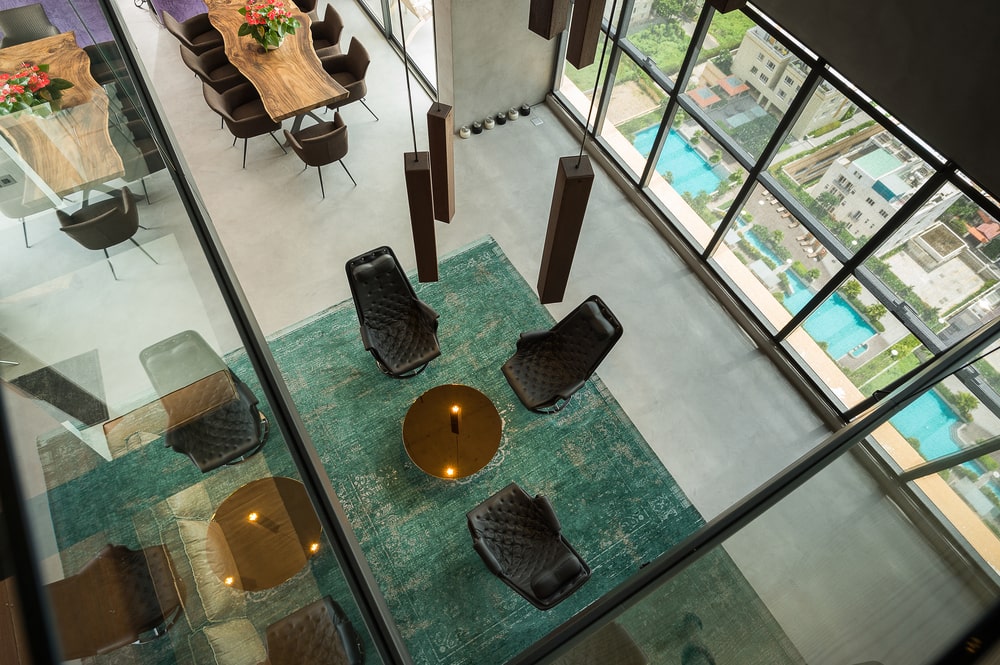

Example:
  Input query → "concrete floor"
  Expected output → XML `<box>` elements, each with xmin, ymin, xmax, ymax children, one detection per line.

<box><xmin>0</xmin><ymin>0</ymin><xmax>990</xmax><ymax>662</ymax></box>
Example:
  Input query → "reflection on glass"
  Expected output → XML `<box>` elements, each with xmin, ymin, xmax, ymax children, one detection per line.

<box><xmin>625</xmin><ymin>0</ymin><xmax>705</xmax><ymax>83</ymax></box>
<box><xmin>864</xmin><ymin>188</ymin><xmax>1000</xmax><ymax>345</ymax></box>
<box><xmin>684</xmin><ymin>16</ymin><xmax>777</xmax><ymax>159</ymax></box>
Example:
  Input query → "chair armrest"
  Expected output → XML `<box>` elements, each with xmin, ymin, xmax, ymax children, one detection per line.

<box><xmin>533</xmin><ymin>495</ymin><xmax>562</xmax><ymax>533</ymax></box>
<box><xmin>515</xmin><ymin>330</ymin><xmax>548</xmax><ymax>348</ymax></box>
<box><xmin>320</xmin><ymin>53</ymin><xmax>350</xmax><ymax>73</ymax></box>
<box><xmin>414</xmin><ymin>298</ymin><xmax>439</xmax><ymax>322</ymax></box>
<box><xmin>472</xmin><ymin>537</ymin><xmax>503</xmax><ymax>576</ymax></box>
<box><xmin>189</xmin><ymin>13</ymin><xmax>214</xmax><ymax>33</ymax></box>
<box><xmin>283</xmin><ymin>129</ymin><xmax>302</xmax><ymax>152</ymax></box>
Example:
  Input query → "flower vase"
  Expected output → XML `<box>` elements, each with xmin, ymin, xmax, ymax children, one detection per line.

<box><xmin>263</xmin><ymin>34</ymin><xmax>284</xmax><ymax>51</ymax></box>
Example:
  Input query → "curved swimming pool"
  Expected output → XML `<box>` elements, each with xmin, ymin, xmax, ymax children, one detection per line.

<box><xmin>632</xmin><ymin>126</ymin><xmax>721</xmax><ymax>197</ymax></box>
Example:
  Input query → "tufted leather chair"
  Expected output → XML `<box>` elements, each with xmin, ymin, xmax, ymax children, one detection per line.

<box><xmin>345</xmin><ymin>246</ymin><xmax>441</xmax><ymax>377</ymax></box>
<box><xmin>261</xmin><ymin>596</ymin><xmax>364</xmax><ymax>665</ymax></box>
<box><xmin>46</xmin><ymin>544</ymin><xmax>184</xmax><ymax>660</ymax></box>
<box><xmin>502</xmin><ymin>295</ymin><xmax>623</xmax><ymax>413</ymax></box>
<box><xmin>0</xmin><ymin>4</ymin><xmax>58</xmax><ymax>48</ymax></box>
<box><xmin>140</xmin><ymin>330</ymin><xmax>268</xmax><ymax>472</ymax></box>
<box><xmin>467</xmin><ymin>483</ymin><xmax>590</xmax><ymax>610</ymax></box>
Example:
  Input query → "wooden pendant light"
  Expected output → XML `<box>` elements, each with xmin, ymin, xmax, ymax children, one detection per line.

<box><xmin>404</xmin><ymin>152</ymin><xmax>438</xmax><ymax>282</ymax></box>
<box><xmin>528</xmin><ymin>0</ymin><xmax>570</xmax><ymax>39</ymax></box>
<box><xmin>427</xmin><ymin>103</ymin><xmax>455</xmax><ymax>223</ymax></box>
<box><xmin>537</xmin><ymin>156</ymin><xmax>594</xmax><ymax>304</ymax></box>
<box><xmin>565</xmin><ymin>0</ymin><xmax>604</xmax><ymax>68</ymax></box>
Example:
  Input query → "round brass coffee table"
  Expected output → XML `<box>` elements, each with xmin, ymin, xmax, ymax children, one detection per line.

<box><xmin>206</xmin><ymin>477</ymin><xmax>322</xmax><ymax>591</ymax></box>
<box><xmin>403</xmin><ymin>384</ymin><xmax>502</xmax><ymax>479</ymax></box>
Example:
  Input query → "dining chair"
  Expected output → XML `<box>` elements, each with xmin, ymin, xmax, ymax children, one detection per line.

<box><xmin>0</xmin><ymin>4</ymin><xmax>58</xmax><ymax>48</ymax></box>
<box><xmin>84</xmin><ymin>41</ymin><xmax>129</xmax><ymax>87</ymax></box>
<box><xmin>57</xmin><ymin>187</ymin><xmax>158</xmax><ymax>280</ymax></box>
<box><xmin>162</xmin><ymin>11</ymin><xmax>224</xmax><ymax>55</ymax></box>
<box><xmin>180</xmin><ymin>45</ymin><xmax>247</xmax><ymax>93</ymax></box>
<box><xmin>293</xmin><ymin>0</ymin><xmax>319</xmax><ymax>20</ymax></box>
<box><xmin>202</xmin><ymin>82</ymin><xmax>287</xmax><ymax>168</ymax></box>
<box><xmin>112</xmin><ymin>119</ymin><xmax>167</xmax><ymax>204</ymax></box>
<box><xmin>320</xmin><ymin>37</ymin><xmax>378</xmax><ymax>121</ymax></box>
<box><xmin>310</xmin><ymin>5</ymin><xmax>344</xmax><ymax>57</ymax></box>
<box><xmin>284</xmin><ymin>112</ymin><xmax>355</xmax><ymax>198</ymax></box>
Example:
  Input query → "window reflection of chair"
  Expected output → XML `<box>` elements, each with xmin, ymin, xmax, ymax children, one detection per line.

<box><xmin>345</xmin><ymin>245</ymin><xmax>441</xmax><ymax>377</ymax></box>
<box><xmin>0</xmin><ymin>167</ymin><xmax>55</xmax><ymax>249</ymax></box>
<box><xmin>259</xmin><ymin>596</ymin><xmax>364</xmax><ymax>665</ymax></box>
<box><xmin>320</xmin><ymin>37</ymin><xmax>378</xmax><ymax>121</ymax></box>
<box><xmin>0</xmin><ymin>4</ymin><xmax>58</xmax><ymax>48</ymax></box>
<box><xmin>57</xmin><ymin>187</ymin><xmax>158</xmax><ymax>280</ymax></box>
<box><xmin>551</xmin><ymin>622</ymin><xmax>648</xmax><ymax>665</ymax></box>
<box><xmin>84</xmin><ymin>41</ymin><xmax>130</xmax><ymax>87</ymax></box>
<box><xmin>162</xmin><ymin>11</ymin><xmax>224</xmax><ymax>55</ymax></box>
<box><xmin>202</xmin><ymin>82</ymin><xmax>287</xmax><ymax>169</ymax></box>
<box><xmin>310</xmin><ymin>5</ymin><xmax>344</xmax><ymax>57</ymax></box>
<box><xmin>108</xmin><ymin>119</ymin><xmax>167</xmax><ymax>205</ymax></box>
<box><xmin>502</xmin><ymin>295</ymin><xmax>623</xmax><ymax>413</ymax></box>
<box><xmin>284</xmin><ymin>112</ymin><xmax>355</xmax><ymax>198</ymax></box>
<box><xmin>140</xmin><ymin>329</ymin><xmax>268</xmax><ymax>473</ymax></box>
<box><xmin>46</xmin><ymin>544</ymin><xmax>184</xmax><ymax>660</ymax></box>
<box><xmin>467</xmin><ymin>482</ymin><xmax>591</xmax><ymax>610</ymax></box>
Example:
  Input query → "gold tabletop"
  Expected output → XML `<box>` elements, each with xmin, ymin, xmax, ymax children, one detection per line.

<box><xmin>403</xmin><ymin>384</ymin><xmax>503</xmax><ymax>479</ymax></box>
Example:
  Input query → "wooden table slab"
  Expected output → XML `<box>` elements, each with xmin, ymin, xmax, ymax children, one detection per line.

<box><xmin>205</xmin><ymin>0</ymin><xmax>347</xmax><ymax>121</ymax></box>
<box><xmin>0</xmin><ymin>32</ymin><xmax>124</xmax><ymax>204</ymax></box>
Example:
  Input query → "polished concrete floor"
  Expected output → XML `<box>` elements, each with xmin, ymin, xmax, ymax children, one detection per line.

<box><xmin>0</xmin><ymin>0</ymin><xmax>989</xmax><ymax>662</ymax></box>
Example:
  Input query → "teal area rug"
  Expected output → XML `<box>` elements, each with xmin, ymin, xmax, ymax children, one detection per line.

<box><xmin>261</xmin><ymin>236</ymin><xmax>706</xmax><ymax>665</ymax></box>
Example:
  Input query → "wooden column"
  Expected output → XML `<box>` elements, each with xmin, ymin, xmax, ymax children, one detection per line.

<box><xmin>427</xmin><ymin>103</ymin><xmax>455</xmax><ymax>223</ymax></box>
<box><xmin>537</xmin><ymin>156</ymin><xmax>594</xmax><ymax>304</ymax></box>
<box><xmin>404</xmin><ymin>152</ymin><xmax>438</xmax><ymax>282</ymax></box>
<box><xmin>565</xmin><ymin>0</ymin><xmax>604</xmax><ymax>69</ymax></box>
<box><xmin>528</xmin><ymin>0</ymin><xmax>570</xmax><ymax>39</ymax></box>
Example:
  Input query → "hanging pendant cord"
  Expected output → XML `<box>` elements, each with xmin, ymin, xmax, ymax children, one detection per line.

<box><xmin>397</xmin><ymin>0</ymin><xmax>419</xmax><ymax>160</ymax></box>
<box><xmin>577</xmin><ymin>0</ymin><xmax>618</xmax><ymax>167</ymax></box>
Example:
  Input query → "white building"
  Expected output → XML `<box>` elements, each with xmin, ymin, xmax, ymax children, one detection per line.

<box><xmin>731</xmin><ymin>26</ymin><xmax>851</xmax><ymax>138</ymax></box>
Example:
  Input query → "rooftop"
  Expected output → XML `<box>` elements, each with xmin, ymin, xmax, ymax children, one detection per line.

<box><xmin>854</xmin><ymin>147</ymin><xmax>903</xmax><ymax>179</ymax></box>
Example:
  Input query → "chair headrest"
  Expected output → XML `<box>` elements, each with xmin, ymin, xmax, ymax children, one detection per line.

<box><xmin>352</xmin><ymin>253</ymin><xmax>396</xmax><ymax>282</ymax></box>
<box><xmin>579</xmin><ymin>301</ymin><xmax>615</xmax><ymax>339</ymax></box>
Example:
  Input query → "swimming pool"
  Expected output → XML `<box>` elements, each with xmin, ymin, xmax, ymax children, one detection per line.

<box><xmin>632</xmin><ymin>126</ymin><xmax>721</xmax><ymax>197</ymax></box>
<box><xmin>743</xmin><ymin>229</ymin><xmax>876</xmax><ymax>359</ymax></box>
<box><xmin>890</xmin><ymin>391</ymin><xmax>963</xmax><ymax>461</ymax></box>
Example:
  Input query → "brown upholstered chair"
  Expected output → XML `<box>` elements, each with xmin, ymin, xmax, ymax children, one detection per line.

<box><xmin>260</xmin><ymin>596</ymin><xmax>363</xmax><ymax>665</ymax></box>
<box><xmin>467</xmin><ymin>482</ymin><xmax>590</xmax><ymax>610</ymax></box>
<box><xmin>0</xmin><ymin>4</ymin><xmax>58</xmax><ymax>48</ymax></box>
<box><xmin>310</xmin><ymin>5</ymin><xmax>344</xmax><ymax>57</ymax></box>
<box><xmin>111</xmin><ymin>120</ymin><xmax>167</xmax><ymax>205</ymax></box>
<box><xmin>294</xmin><ymin>0</ymin><xmax>319</xmax><ymax>20</ymax></box>
<box><xmin>57</xmin><ymin>188</ymin><xmax>158</xmax><ymax>280</ymax></box>
<box><xmin>85</xmin><ymin>41</ymin><xmax>129</xmax><ymax>87</ymax></box>
<box><xmin>320</xmin><ymin>37</ymin><xmax>378</xmax><ymax>121</ymax></box>
<box><xmin>180</xmin><ymin>45</ymin><xmax>247</xmax><ymax>93</ymax></box>
<box><xmin>162</xmin><ymin>11</ymin><xmax>224</xmax><ymax>55</ymax></box>
<box><xmin>284</xmin><ymin>112</ymin><xmax>355</xmax><ymax>198</ymax></box>
<box><xmin>46</xmin><ymin>544</ymin><xmax>184</xmax><ymax>660</ymax></box>
<box><xmin>202</xmin><ymin>82</ymin><xmax>287</xmax><ymax>168</ymax></box>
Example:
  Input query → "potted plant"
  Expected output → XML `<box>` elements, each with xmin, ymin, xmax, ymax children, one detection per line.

<box><xmin>238</xmin><ymin>0</ymin><xmax>301</xmax><ymax>51</ymax></box>
<box><xmin>0</xmin><ymin>62</ymin><xmax>73</xmax><ymax>116</ymax></box>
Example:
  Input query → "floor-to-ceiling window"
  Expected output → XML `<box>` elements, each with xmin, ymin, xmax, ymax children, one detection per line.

<box><xmin>554</xmin><ymin>0</ymin><xmax>1000</xmax><ymax>578</ymax></box>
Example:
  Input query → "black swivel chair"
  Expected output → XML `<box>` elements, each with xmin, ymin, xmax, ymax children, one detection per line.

<box><xmin>345</xmin><ymin>246</ymin><xmax>440</xmax><ymax>377</ymax></box>
<box><xmin>502</xmin><ymin>295</ymin><xmax>623</xmax><ymax>413</ymax></box>
<box><xmin>57</xmin><ymin>187</ymin><xmax>158</xmax><ymax>280</ymax></box>
<box><xmin>467</xmin><ymin>482</ymin><xmax>591</xmax><ymax>610</ymax></box>
<box><xmin>260</xmin><ymin>596</ymin><xmax>364</xmax><ymax>665</ymax></box>
<box><xmin>140</xmin><ymin>330</ymin><xmax>268</xmax><ymax>473</ymax></box>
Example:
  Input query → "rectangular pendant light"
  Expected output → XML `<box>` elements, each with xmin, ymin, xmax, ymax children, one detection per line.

<box><xmin>427</xmin><ymin>103</ymin><xmax>455</xmax><ymax>223</ymax></box>
<box><xmin>565</xmin><ymin>0</ymin><xmax>604</xmax><ymax>69</ymax></box>
<box><xmin>528</xmin><ymin>0</ymin><xmax>570</xmax><ymax>39</ymax></box>
<box><xmin>537</xmin><ymin>156</ymin><xmax>594</xmax><ymax>304</ymax></box>
<box><xmin>404</xmin><ymin>152</ymin><xmax>438</xmax><ymax>282</ymax></box>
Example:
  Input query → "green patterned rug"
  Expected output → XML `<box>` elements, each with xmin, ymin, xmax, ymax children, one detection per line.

<box><xmin>262</xmin><ymin>236</ymin><xmax>798</xmax><ymax>665</ymax></box>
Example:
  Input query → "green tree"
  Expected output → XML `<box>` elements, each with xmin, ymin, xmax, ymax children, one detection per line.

<box><xmin>842</xmin><ymin>279</ymin><xmax>862</xmax><ymax>299</ymax></box>
<box><xmin>816</xmin><ymin>191</ymin><xmax>840</xmax><ymax>212</ymax></box>
<box><xmin>652</xmin><ymin>0</ymin><xmax>699</xmax><ymax>22</ymax></box>
<box><xmin>954</xmin><ymin>392</ymin><xmax>979</xmax><ymax>421</ymax></box>
<box><xmin>865</xmin><ymin>303</ymin><xmax>887</xmax><ymax>322</ymax></box>
<box><xmin>806</xmin><ymin>268</ymin><xmax>821</xmax><ymax>281</ymax></box>
<box><xmin>714</xmin><ymin>50</ymin><xmax>733</xmax><ymax>74</ymax></box>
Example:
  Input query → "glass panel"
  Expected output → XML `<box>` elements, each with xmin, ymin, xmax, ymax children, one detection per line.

<box><xmin>0</xmin><ymin>4</ymin><xmax>383</xmax><ymax>662</ymax></box>
<box><xmin>686</xmin><ymin>15</ymin><xmax>782</xmax><ymax>159</ymax></box>
<box><xmin>785</xmin><ymin>277</ymin><xmax>929</xmax><ymax>408</ymax></box>
<box><xmin>558</xmin><ymin>32</ymin><xmax>611</xmax><ymax>122</ymax></box>
<box><xmin>768</xmin><ymin>109</ymin><xmax>938</xmax><ymax>258</ymax></box>
<box><xmin>933</xmin><ymin>450</ymin><xmax>1000</xmax><ymax>540</ymax></box>
<box><xmin>624</xmin><ymin>0</ymin><xmax>705</xmax><ymax>84</ymax></box>
<box><xmin>716</xmin><ymin>182</ymin><xmax>845</xmax><ymax>330</ymax></box>
<box><xmin>604</xmin><ymin>55</ymin><xmax>668</xmax><ymax>179</ymax></box>
<box><xmin>389</xmin><ymin>0</ymin><xmax>436</xmax><ymax>87</ymax></box>
<box><xmin>360</xmin><ymin>0</ymin><xmax>385</xmax><ymax>26</ymax></box>
<box><xmin>865</xmin><ymin>187</ymin><xmax>1000</xmax><ymax>346</ymax></box>
<box><xmin>558</xmin><ymin>452</ymin><xmax>996</xmax><ymax>664</ymax></box>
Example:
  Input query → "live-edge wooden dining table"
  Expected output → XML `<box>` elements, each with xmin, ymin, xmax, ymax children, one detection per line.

<box><xmin>204</xmin><ymin>0</ymin><xmax>348</xmax><ymax>126</ymax></box>
<box><xmin>0</xmin><ymin>32</ymin><xmax>124</xmax><ymax>205</ymax></box>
